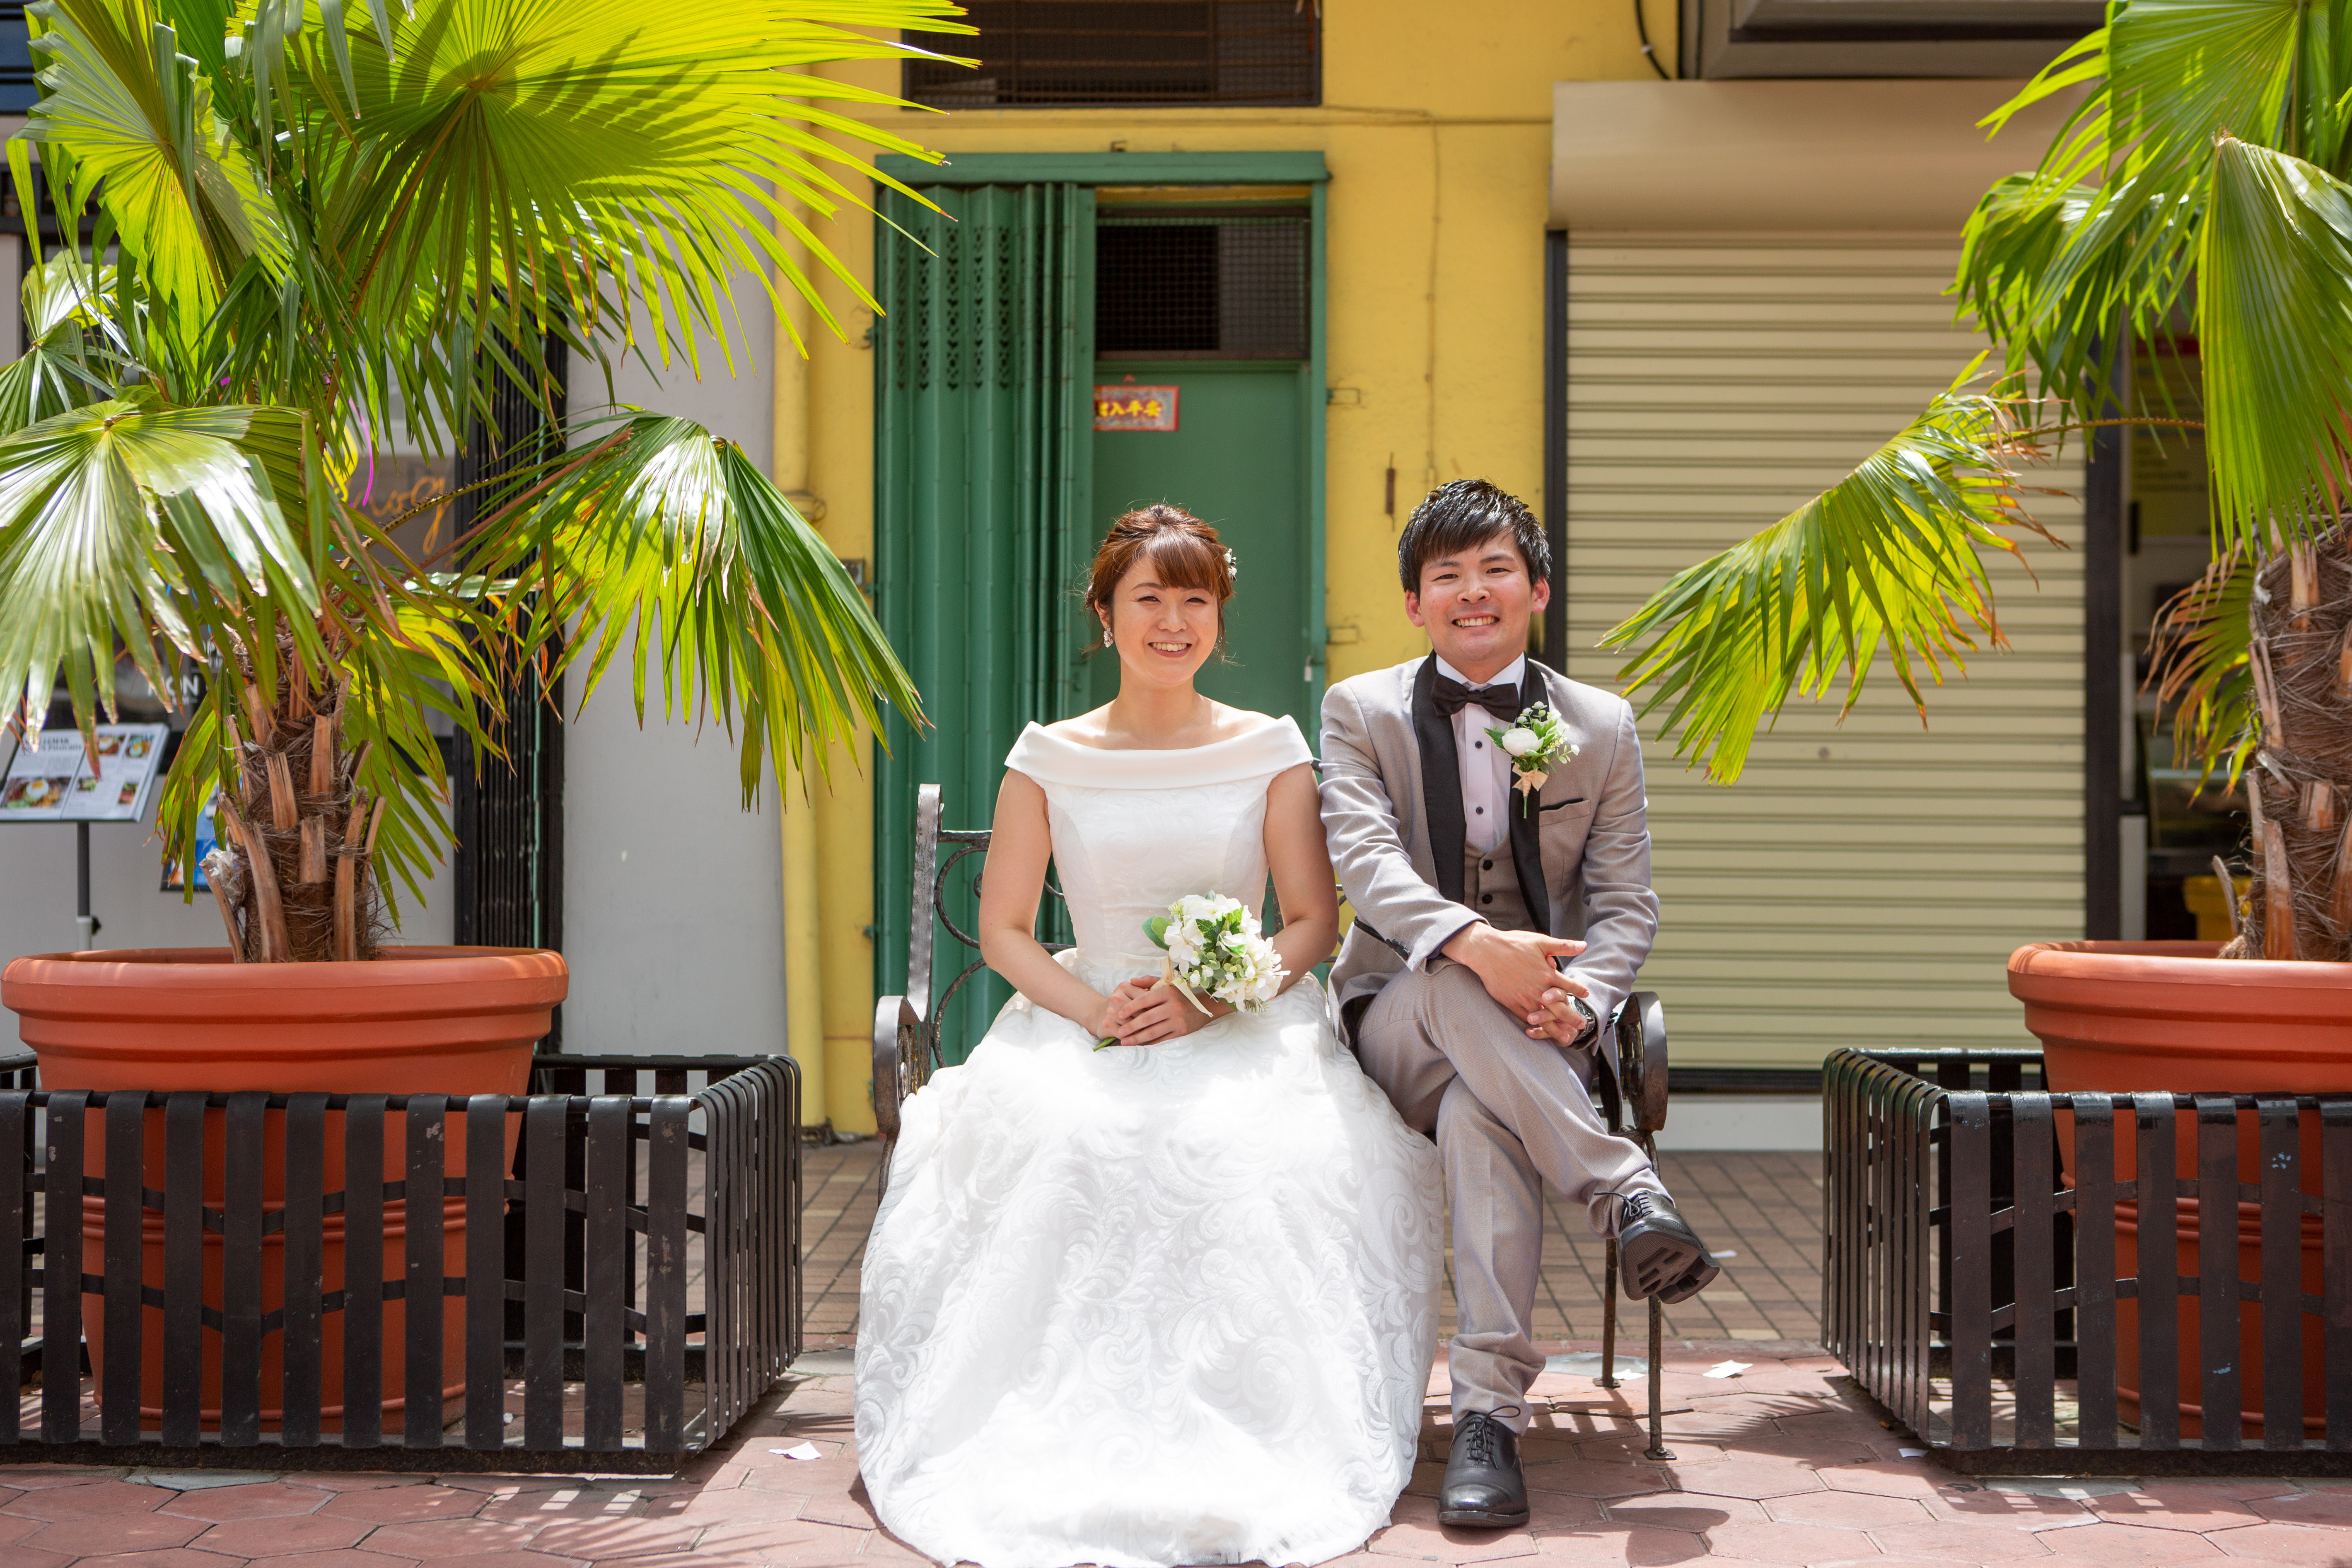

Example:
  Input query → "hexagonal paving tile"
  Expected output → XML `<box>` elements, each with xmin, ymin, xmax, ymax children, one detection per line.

<box><xmin>1529</xmin><ymin>1522</ymin><xmax>1708</xmax><ymax>1564</ymax></box>
<box><xmin>60</xmin><ymin>1550</ymin><xmax>248</xmax><ymax>1568</ymax></box>
<box><xmin>318</xmin><ymin>1487</ymin><xmax>487</xmax><ymax>1524</ymax></box>
<box><xmin>1869</xmin><ymin>1519</ymin><xmax>2060</xmax><ymax>1561</ymax></box>
<box><xmin>1811</xmin><ymin>1464</ymin><xmax>1962</xmax><ymax>1502</ymax></box>
<box><xmin>11</xmin><ymin>1479</ymin><xmax>172</xmax><ymax>1519</ymax></box>
<box><xmin>353</xmin><ymin>1518</ymin><xmax>544</xmax><ymax>1560</ymax></box>
<box><xmin>1925</xmin><ymin>1488</ymin><xmax>2097</xmax><ymax>1525</ymax></box>
<box><xmin>1766</xmin><ymin>1491</ymin><xmax>1931</xmax><ymax>1529</ymax></box>
<box><xmin>1605</xmin><ymin>1492</ymin><xmax>1770</xmax><ymax>1533</ymax></box>
<box><xmin>2027</xmin><ymin>1520</ymin><xmax>2225</xmax><ymax>1562</ymax></box>
<box><xmin>1659</xmin><ymin>1461</ymin><xmax>1825</xmax><ymax>1502</ymax></box>
<box><xmin>263</xmin><ymin>1553</ymin><xmax>423</xmax><ymax>1568</ymax></box>
<box><xmin>1579</xmin><ymin>1436</ymin><xmax>1729</xmax><ymax>1467</ymax></box>
<box><xmin>1520</xmin><ymin>1459</ymin><xmax>1673</xmax><ymax>1500</ymax></box>
<box><xmin>192</xmin><ymin>1513</ymin><xmax>375</xmax><ymax>1558</ymax></box>
<box><xmin>0</xmin><ymin>1467</ymin><xmax>131</xmax><ymax>1489</ymax></box>
<box><xmin>2247</xmin><ymin>1494</ymin><xmax>2352</xmax><ymax>1530</ymax></box>
<box><xmin>163</xmin><ymin>1484</ymin><xmax>335</xmax><ymax>1522</ymax></box>
<box><xmin>1702</xmin><ymin>1520</ymin><xmax>1884</xmax><ymax>1564</ymax></box>
<box><xmin>26</xmin><ymin>1511</ymin><xmax>209</xmax><ymax>1557</ymax></box>
<box><xmin>2205</xmin><ymin>1522</ymin><xmax>2352</xmax><ymax>1560</ymax></box>
<box><xmin>2085</xmin><ymin>1490</ymin><xmax>2268</xmax><ymax>1533</ymax></box>
<box><xmin>523</xmin><ymin>1517</ymin><xmax>707</xmax><ymax>1561</ymax></box>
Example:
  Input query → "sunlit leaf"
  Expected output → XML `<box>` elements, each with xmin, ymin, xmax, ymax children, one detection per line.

<box><xmin>1601</xmin><ymin>382</ymin><xmax>2059</xmax><ymax>784</ymax></box>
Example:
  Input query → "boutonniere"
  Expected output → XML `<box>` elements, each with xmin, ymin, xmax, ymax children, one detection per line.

<box><xmin>1485</xmin><ymin>703</ymin><xmax>1577</xmax><ymax>813</ymax></box>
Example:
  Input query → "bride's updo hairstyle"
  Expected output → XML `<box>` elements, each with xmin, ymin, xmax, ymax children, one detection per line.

<box><xmin>1085</xmin><ymin>504</ymin><xmax>1235</xmax><ymax>652</ymax></box>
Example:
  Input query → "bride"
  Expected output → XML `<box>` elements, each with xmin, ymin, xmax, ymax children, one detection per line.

<box><xmin>856</xmin><ymin>505</ymin><xmax>1445</xmax><ymax>1568</ymax></box>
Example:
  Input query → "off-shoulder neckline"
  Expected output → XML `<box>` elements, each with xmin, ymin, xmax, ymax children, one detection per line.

<box><xmin>1005</xmin><ymin>715</ymin><xmax>1311</xmax><ymax>788</ymax></box>
<box><xmin>1026</xmin><ymin>714</ymin><xmax>1290</xmax><ymax>755</ymax></box>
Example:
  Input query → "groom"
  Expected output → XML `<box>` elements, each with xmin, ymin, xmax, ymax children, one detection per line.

<box><xmin>1321</xmin><ymin>479</ymin><xmax>1718</xmax><ymax>1529</ymax></box>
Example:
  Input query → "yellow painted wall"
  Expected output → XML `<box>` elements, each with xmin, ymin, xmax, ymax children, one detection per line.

<box><xmin>788</xmin><ymin>1</ymin><xmax>1675</xmax><ymax>1132</ymax></box>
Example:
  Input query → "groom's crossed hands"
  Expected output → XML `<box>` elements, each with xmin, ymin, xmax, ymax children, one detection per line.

<box><xmin>1441</xmin><ymin>924</ymin><xmax>1594</xmax><ymax>1047</ymax></box>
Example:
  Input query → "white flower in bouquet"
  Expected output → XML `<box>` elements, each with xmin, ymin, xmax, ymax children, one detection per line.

<box><xmin>1098</xmin><ymin>891</ymin><xmax>1289</xmax><ymax>1049</ymax></box>
<box><xmin>1500</xmin><ymin>727</ymin><xmax>1541</xmax><ymax>758</ymax></box>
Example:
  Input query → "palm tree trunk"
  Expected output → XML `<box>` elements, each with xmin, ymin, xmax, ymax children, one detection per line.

<box><xmin>2232</xmin><ymin>530</ymin><xmax>2352</xmax><ymax>962</ymax></box>
<box><xmin>213</xmin><ymin>652</ymin><xmax>382</xmax><ymax>962</ymax></box>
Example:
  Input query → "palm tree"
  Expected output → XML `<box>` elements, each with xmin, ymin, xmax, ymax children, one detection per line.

<box><xmin>0</xmin><ymin>0</ymin><xmax>964</xmax><ymax>961</ymax></box>
<box><xmin>1604</xmin><ymin>0</ymin><xmax>2352</xmax><ymax>964</ymax></box>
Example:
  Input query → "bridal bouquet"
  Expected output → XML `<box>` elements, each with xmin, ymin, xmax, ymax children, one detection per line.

<box><xmin>1095</xmin><ymin>893</ymin><xmax>1287</xmax><ymax>1049</ymax></box>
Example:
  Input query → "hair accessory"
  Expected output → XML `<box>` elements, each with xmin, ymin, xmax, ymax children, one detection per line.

<box><xmin>1224</xmin><ymin>546</ymin><xmax>1239</xmax><ymax>582</ymax></box>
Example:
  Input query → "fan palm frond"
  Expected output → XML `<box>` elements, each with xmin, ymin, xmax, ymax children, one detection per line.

<box><xmin>2199</xmin><ymin>135</ymin><xmax>2352</xmax><ymax>544</ymax></box>
<box><xmin>2147</xmin><ymin>545</ymin><xmax>2259</xmax><ymax>790</ymax></box>
<box><xmin>1601</xmin><ymin>382</ymin><xmax>2059</xmax><ymax>784</ymax></box>
<box><xmin>476</xmin><ymin>413</ymin><xmax>923</xmax><ymax>801</ymax></box>
<box><xmin>0</xmin><ymin>396</ymin><xmax>326</xmax><ymax>744</ymax></box>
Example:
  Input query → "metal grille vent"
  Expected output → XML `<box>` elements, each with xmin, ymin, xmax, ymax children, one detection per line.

<box><xmin>0</xmin><ymin>5</ymin><xmax>31</xmax><ymax>115</ymax></box>
<box><xmin>453</xmin><ymin>337</ymin><xmax>567</xmax><ymax>1009</ymax></box>
<box><xmin>905</xmin><ymin>0</ymin><xmax>1319</xmax><ymax>109</ymax></box>
<box><xmin>1096</xmin><ymin>212</ymin><xmax>1307</xmax><ymax>360</ymax></box>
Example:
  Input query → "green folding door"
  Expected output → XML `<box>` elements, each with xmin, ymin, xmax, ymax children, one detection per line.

<box><xmin>873</xmin><ymin>183</ymin><xmax>1096</xmax><ymax>1065</ymax></box>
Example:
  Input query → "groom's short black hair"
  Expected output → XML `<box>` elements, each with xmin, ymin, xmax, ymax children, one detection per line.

<box><xmin>1398</xmin><ymin>479</ymin><xmax>1550</xmax><ymax>594</ymax></box>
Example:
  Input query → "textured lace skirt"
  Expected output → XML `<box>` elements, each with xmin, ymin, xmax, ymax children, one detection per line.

<box><xmin>855</xmin><ymin>960</ymin><xmax>1444</xmax><ymax>1568</ymax></box>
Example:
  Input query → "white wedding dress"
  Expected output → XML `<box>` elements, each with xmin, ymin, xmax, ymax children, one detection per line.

<box><xmin>856</xmin><ymin>717</ymin><xmax>1444</xmax><ymax>1568</ymax></box>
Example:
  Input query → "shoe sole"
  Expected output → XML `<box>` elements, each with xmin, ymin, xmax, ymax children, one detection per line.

<box><xmin>1654</xmin><ymin>1257</ymin><xmax>1722</xmax><ymax>1305</ymax></box>
<box><xmin>1620</xmin><ymin>1227</ymin><xmax>1705</xmax><ymax>1301</ymax></box>
<box><xmin>1438</xmin><ymin>1506</ymin><xmax>1531</xmax><ymax>1529</ymax></box>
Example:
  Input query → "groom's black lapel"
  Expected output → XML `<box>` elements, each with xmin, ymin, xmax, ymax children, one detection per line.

<box><xmin>1410</xmin><ymin>659</ymin><xmax>1468</xmax><ymax>906</ymax></box>
<box><xmin>1507</xmin><ymin>663</ymin><xmax>1553</xmax><ymax>934</ymax></box>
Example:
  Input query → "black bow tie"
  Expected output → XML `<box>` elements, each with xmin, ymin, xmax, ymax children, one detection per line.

<box><xmin>1432</xmin><ymin>675</ymin><xmax>1521</xmax><ymax>721</ymax></box>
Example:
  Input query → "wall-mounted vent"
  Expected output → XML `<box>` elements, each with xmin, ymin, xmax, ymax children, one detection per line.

<box><xmin>1096</xmin><ymin>211</ymin><xmax>1308</xmax><ymax>360</ymax></box>
<box><xmin>905</xmin><ymin>0</ymin><xmax>1319</xmax><ymax>109</ymax></box>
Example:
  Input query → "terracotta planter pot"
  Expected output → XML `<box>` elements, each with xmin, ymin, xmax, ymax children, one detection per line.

<box><xmin>2</xmin><ymin>946</ymin><xmax>566</xmax><ymax>1432</ymax></box>
<box><xmin>2008</xmin><ymin>940</ymin><xmax>2352</xmax><ymax>1437</ymax></box>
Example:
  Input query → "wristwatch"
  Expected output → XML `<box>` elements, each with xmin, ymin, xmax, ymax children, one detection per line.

<box><xmin>1570</xmin><ymin>997</ymin><xmax>1599</xmax><ymax>1046</ymax></box>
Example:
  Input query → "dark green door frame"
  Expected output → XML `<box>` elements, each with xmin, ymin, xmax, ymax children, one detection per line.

<box><xmin>870</xmin><ymin>151</ymin><xmax>1329</xmax><ymax>1068</ymax></box>
<box><xmin>879</xmin><ymin>150</ymin><xmax>1331</xmax><ymax>725</ymax></box>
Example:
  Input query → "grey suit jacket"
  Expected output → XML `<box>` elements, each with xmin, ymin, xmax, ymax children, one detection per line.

<box><xmin>1320</xmin><ymin>655</ymin><xmax>1659</xmax><ymax>1078</ymax></box>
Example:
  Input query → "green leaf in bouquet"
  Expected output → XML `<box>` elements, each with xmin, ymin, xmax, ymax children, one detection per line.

<box><xmin>1144</xmin><ymin>913</ymin><xmax>1172</xmax><ymax>949</ymax></box>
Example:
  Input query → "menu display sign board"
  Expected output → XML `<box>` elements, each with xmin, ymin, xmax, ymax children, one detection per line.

<box><xmin>0</xmin><ymin>723</ymin><xmax>171</xmax><ymax>822</ymax></box>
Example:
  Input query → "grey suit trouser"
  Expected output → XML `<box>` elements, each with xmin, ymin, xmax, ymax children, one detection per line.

<box><xmin>1355</xmin><ymin>962</ymin><xmax>1667</xmax><ymax>1433</ymax></box>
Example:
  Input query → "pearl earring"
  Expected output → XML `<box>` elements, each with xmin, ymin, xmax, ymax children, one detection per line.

<box><xmin>1103</xmin><ymin>623</ymin><xmax>1114</xmax><ymax>648</ymax></box>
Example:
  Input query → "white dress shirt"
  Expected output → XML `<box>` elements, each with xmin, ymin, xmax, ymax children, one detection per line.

<box><xmin>1436</xmin><ymin>654</ymin><xmax>1524</xmax><ymax>855</ymax></box>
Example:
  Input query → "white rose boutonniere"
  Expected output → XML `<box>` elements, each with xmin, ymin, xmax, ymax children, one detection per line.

<box><xmin>1484</xmin><ymin>702</ymin><xmax>1577</xmax><ymax>812</ymax></box>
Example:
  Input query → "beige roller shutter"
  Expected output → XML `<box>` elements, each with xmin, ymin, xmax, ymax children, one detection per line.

<box><xmin>1560</xmin><ymin>235</ymin><xmax>2084</xmax><ymax>1069</ymax></box>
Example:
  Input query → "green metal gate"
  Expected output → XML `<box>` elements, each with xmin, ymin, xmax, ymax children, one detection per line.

<box><xmin>873</xmin><ymin>182</ymin><xmax>1095</xmax><ymax>1066</ymax></box>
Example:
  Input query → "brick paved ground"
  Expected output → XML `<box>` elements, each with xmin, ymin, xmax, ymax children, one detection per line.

<box><xmin>802</xmin><ymin>1140</ymin><xmax>1827</xmax><ymax>1347</ymax></box>
<box><xmin>11</xmin><ymin>1349</ymin><xmax>2352</xmax><ymax>1568</ymax></box>
<box><xmin>15</xmin><ymin>1138</ymin><xmax>2352</xmax><ymax>1566</ymax></box>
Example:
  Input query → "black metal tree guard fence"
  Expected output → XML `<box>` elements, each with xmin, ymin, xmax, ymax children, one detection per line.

<box><xmin>1</xmin><ymin>1052</ymin><xmax>799</xmax><ymax>1470</ymax></box>
<box><xmin>1825</xmin><ymin>1046</ymin><xmax>2352</xmax><ymax>1475</ymax></box>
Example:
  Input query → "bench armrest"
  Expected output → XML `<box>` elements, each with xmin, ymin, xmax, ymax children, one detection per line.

<box><xmin>874</xmin><ymin>995</ymin><xmax>906</xmax><ymax>1142</ymax></box>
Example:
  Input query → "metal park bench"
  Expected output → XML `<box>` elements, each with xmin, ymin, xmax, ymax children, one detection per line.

<box><xmin>874</xmin><ymin>780</ymin><xmax>1686</xmax><ymax>1457</ymax></box>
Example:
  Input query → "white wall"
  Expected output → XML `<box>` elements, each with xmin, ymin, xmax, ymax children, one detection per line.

<box><xmin>554</xmin><ymin>288</ymin><xmax>787</xmax><ymax>1058</ymax></box>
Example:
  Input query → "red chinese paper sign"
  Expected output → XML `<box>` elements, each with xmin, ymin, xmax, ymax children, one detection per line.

<box><xmin>1093</xmin><ymin>385</ymin><xmax>1179</xmax><ymax>432</ymax></box>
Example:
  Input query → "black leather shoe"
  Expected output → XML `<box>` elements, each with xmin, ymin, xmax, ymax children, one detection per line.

<box><xmin>1439</xmin><ymin>1409</ymin><xmax>1529</xmax><ymax>1528</ymax></box>
<box><xmin>1618</xmin><ymin>1191</ymin><xmax>1721</xmax><ymax>1305</ymax></box>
